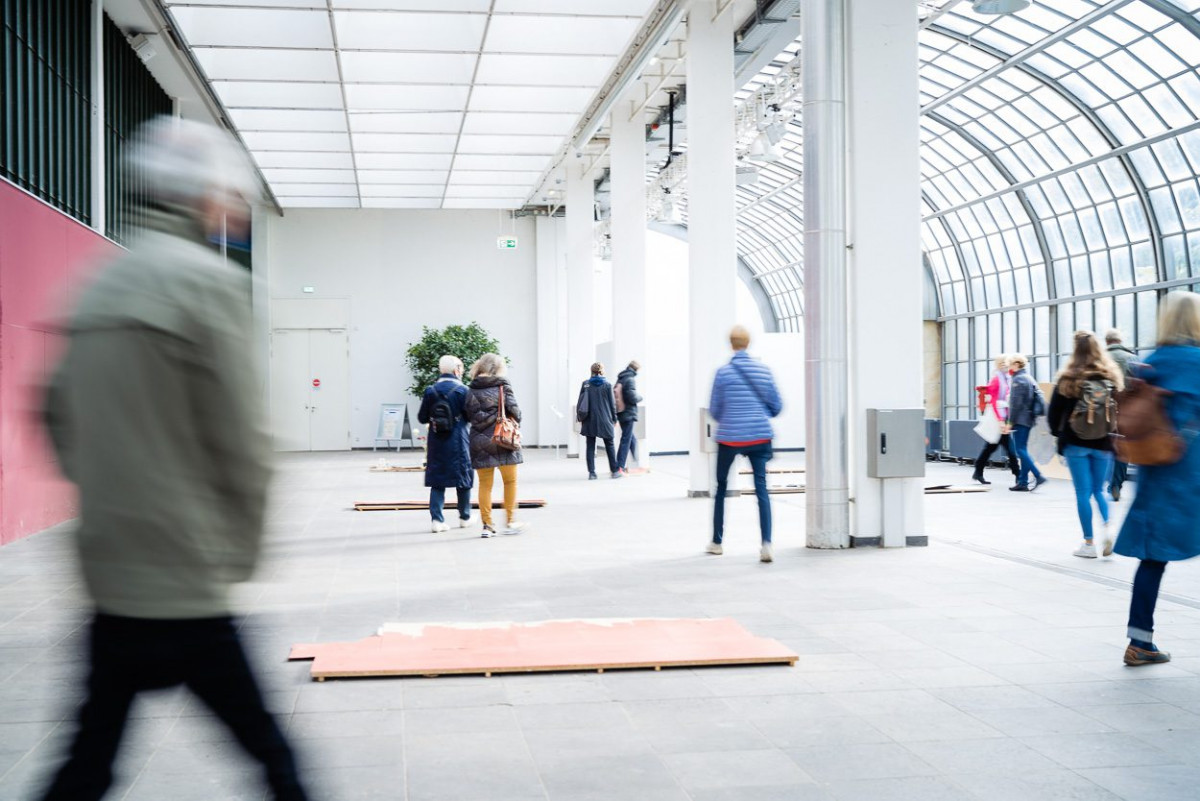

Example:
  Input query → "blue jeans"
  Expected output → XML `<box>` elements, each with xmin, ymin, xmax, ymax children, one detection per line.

<box><xmin>713</xmin><ymin>441</ymin><xmax>773</xmax><ymax>544</ymax></box>
<box><xmin>1129</xmin><ymin>559</ymin><xmax>1167</xmax><ymax>644</ymax></box>
<box><xmin>1012</xmin><ymin>425</ymin><xmax>1043</xmax><ymax>486</ymax></box>
<box><xmin>1063</xmin><ymin>445</ymin><xmax>1111</xmax><ymax>541</ymax></box>
<box><xmin>430</xmin><ymin>486</ymin><xmax>471</xmax><ymax>523</ymax></box>
<box><xmin>617</xmin><ymin>419</ymin><xmax>637</xmax><ymax>470</ymax></box>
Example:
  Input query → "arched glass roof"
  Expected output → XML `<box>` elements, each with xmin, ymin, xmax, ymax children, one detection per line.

<box><xmin>726</xmin><ymin>0</ymin><xmax>1200</xmax><ymax>344</ymax></box>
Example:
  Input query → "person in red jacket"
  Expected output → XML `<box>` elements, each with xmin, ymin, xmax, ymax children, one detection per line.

<box><xmin>972</xmin><ymin>354</ymin><xmax>1020</xmax><ymax>484</ymax></box>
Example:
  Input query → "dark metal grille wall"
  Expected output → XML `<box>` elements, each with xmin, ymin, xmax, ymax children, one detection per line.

<box><xmin>103</xmin><ymin>15</ymin><xmax>170</xmax><ymax>246</ymax></box>
<box><xmin>0</xmin><ymin>0</ymin><xmax>91</xmax><ymax>222</ymax></box>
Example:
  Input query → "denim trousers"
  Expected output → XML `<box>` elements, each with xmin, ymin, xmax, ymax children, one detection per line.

<box><xmin>1012</xmin><ymin>425</ymin><xmax>1043</xmax><ymax>486</ymax></box>
<box><xmin>585</xmin><ymin>436</ymin><xmax>617</xmax><ymax>475</ymax></box>
<box><xmin>1062</xmin><ymin>444</ymin><xmax>1111</xmax><ymax>540</ymax></box>
<box><xmin>430</xmin><ymin>486</ymin><xmax>471</xmax><ymax>523</ymax></box>
<box><xmin>713</xmin><ymin>441</ymin><xmax>773</xmax><ymax>544</ymax></box>
<box><xmin>39</xmin><ymin>615</ymin><xmax>308</xmax><ymax>801</ymax></box>
<box><xmin>1129</xmin><ymin>559</ymin><xmax>1168</xmax><ymax>644</ymax></box>
<box><xmin>617</xmin><ymin>419</ymin><xmax>638</xmax><ymax>470</ymax></box>
<box><xmin>1110</xmin><ymin>458</ymin><xmax>1130</xmax><ymax>495</ymax></box>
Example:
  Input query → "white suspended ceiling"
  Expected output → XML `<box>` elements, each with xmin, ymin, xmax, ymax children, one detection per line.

<box><xmin>162</xmin><ymin>0</ymin><xmax>659</xmax><ymax>209</ymax></box>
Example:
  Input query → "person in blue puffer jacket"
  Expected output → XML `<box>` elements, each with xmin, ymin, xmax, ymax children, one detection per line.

<box><xmin>707</xmin><ymin>325</ymin><xmax>783</xmax><ymax>563</ymax></box>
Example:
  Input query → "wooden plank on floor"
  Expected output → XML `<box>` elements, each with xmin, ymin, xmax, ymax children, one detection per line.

<box><xmin>739</xmin><ymin>468</ymin><xmax>805</xmax><ymax>475</ymax></box>
<box><xmin>924</xmin><ymin>485</ymin><xmax>989</xmax><ymax>494</ymax></box>
<box><xmin>738</xmin><ymin>486</ymin><xmax>805</xmax><ymax>495</ymax></box>
<box><xmin>369</xmin><ymin>465</ymin><xmax>424</xmax><ymax>473</ymax></box>
<box><xmin>354</xmin><ymin>499</ymin><xmax>547</xmax><ymax>512</ymax></box>
<box><xmin>288</xmin><ymin>618</ymin><xmax>798</xmax><ymax>680</ymax></box>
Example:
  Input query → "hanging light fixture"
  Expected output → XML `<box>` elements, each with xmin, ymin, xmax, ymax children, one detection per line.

<box><xmin>971</xmin><ymin>0</ymin><xmax>1032</xmax><ymax>14</ymax></box>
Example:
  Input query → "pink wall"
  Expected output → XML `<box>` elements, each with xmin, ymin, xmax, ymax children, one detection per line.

<box><xmin>0</xmin><ymin>180</ymin><xmax>116</xmax><ymax>545</ymax></box>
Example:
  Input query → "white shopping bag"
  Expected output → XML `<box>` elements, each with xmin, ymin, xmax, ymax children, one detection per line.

<box><xmin>973</xmin><ymin>407</ymin><xmax>1003</xmax><ymax>445</ymax></box>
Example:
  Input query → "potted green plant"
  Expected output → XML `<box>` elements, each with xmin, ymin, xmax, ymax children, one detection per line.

<box><xmin>405</xmin><ymin>322</ymin><xmax>504</xmax><ymax>397</ymax></box>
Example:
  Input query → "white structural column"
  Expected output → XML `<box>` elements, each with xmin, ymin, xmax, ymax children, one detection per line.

<box><xmin>90</xmin><ymin>0</ymin><xmax>105</xmax><ymax>234</ymax></box>
<box><xmin>535</xmin><ymin>214</ymin><xmax>569</xmax><ymax>449</ymax></box>
<box><xmin>610</xmin><ymin>89</ymin><xmax>650</xmax><ymax>467</ymax></box>
<box><xmin>686</xmin><ymin>0</ymin><xmax>738</xmax><ymax>496</ymax></box>
<box><xmin>565</xmin><ymin>163</ymin><xmax>596</xmax><ymax>458</ymax></box>
<box><xmin>802</xmin><ymin>0</ymin><xmax>849</xmax><ymax>547</ymax></box>
<box><xmin>847</xmin><ymin>0</ymin><xmax>924</xmax><ymax>546</ymax></box>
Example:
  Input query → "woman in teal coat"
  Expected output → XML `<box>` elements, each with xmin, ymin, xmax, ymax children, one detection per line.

<box><xmin>1114</xmin><ymin>292</ymin><xmax>1200</xmax><ymax>666</ymax></box>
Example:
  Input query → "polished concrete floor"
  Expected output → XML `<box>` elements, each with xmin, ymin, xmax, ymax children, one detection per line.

<box><xmin>1</xmin><ymin>449</ymin><xmax>1199</xmax><ymax>800</ymax></box>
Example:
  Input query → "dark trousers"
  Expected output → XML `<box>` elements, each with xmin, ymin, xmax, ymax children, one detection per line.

<box><xmin>1111</xmin><ymin>458</ymin><xmax>1130</xmax><ymax>496</ymax></box>
<box><xmin>974</xmin><ymin>433</ymin><xmax>1018</xmax><ymax>476</ymax></box>
<box><xmin>586</xmin><ymin>436</ymin><xmax>618</xmax><ymax>475</ymax></box>
<box><xmin>617</xmin><ymin>419</ymin><xmax>638</xmax><ymax>470</ymax></box>
<box><xmin>430</xmin><ymin>486</ymin><xmax>471</xmax><ymax>522</ymax></box>
<box><xmin>1128</xmin><ymin>559</ymin><xmax>1168</xmax><ymax>644</ymax></box>
<box><xmin>713</xmin><ymin>441</ymin><xmax>773</xmax><ymax>544</ymax></box>
<box><xmin>39</xmin><ymin>614</ymin><xmax>308</xmax><ymax>801</ymax></box>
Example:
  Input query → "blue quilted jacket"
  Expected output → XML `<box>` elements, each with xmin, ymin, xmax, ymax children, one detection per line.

<box><xmin>708</xmin><ymin>351</ymin><xmax>783</xmax><ymax>444</ymax></box>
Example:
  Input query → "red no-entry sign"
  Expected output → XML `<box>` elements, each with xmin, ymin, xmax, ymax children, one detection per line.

<box><xmin>312</xmin><ymin>378</ymin><xmax>321</xmax><ymax>388</ymax></box>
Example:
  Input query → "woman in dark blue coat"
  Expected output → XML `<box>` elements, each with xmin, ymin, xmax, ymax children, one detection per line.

<box><xmin>1114</xmin><ymin>292</ymin><xmax>1200</xmax><ymax>666</ymax></box>
<box><xmin>577</xmin><ymin>363</ymin><xmax>620</xmax><ymax>480</ymax></box>
<box><xmin>417</xmin><ymin>355</ymin><xmax>473</xmax><ymax>532</ymax></box>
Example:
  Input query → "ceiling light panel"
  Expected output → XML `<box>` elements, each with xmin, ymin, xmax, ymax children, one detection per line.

<box><xmin>352</xmin><ymin>133</ymin><xmax>458</xmax><ymax>153</ymax></box>
<box><xmin>333</xmin><ymin>11</ymin><xmax>487</xmax><ymax>51</ymax></box>
<box><xmin>462</xmin><ymin>112</ymin><xmax>576</xmax><ymax>135</ymax></box>
<box><xmin>494</xmin><ymin>0</ymin><xmax>654</xmax><ymax>14</ymax></box>
<box><xmin>357</xmin><ymin>170</ymin><xmax>448</xmax><ymax>184</ymax></box>
<box><xmin>272</xmin><ymin>184</ymin><xmax>358</xmax><ymax>197</ymax></box>
<box><xmin>441</xmin><ymin>198</ymin><xmax>522</xmax><ymax>209</ymax></box>
<box><xmin>360</xmin><ymin>198</ymin><xmax>443</xmax><ymax>208</ymax></box>
<box><xmin>448</xmin><ymin>170</ymin><xmax>543</xmax><ymax>185</ymax></box>
<box><xmin>333</xmin><ymin>0</ymin><xmax>490</xmax><ymax>11</ymax></box>
<box><xmin>279</xmin><ymin>198</ymin><xmax>360</xmax><ymax>208</ymax></box>
<box><xmin>444</xmin><ymin>186</ymin><xmax>530</xmax><ymax>198</ymax></box>
<box><xmin>457</xmin><ymin>134</ymin><xmax>563</xmax><ymax>155</ymax></box>
<box><xmin>484</xmin><ymin>16</ymin><xmax>639</xmax><ymax>56</ymax></box>
<box><xmin>192</xmin><ymin>48</ymin><xmax>339</xmax><ymax>82</ymax></box>
<box><xmin>474</xmin><ymin>54</ymin><xmax>614</xmax><ymax>87</ymax></box>
<box><xmin>359</xmin><ymin>184</ymin><xmax>444</xmax><ymax>198</ymax></box>
<box><xmin>242</xmin><ymin>132</ymin><xmax>351</xmax><ymax>152</ymax></box>
<box><xmin>170</xmin><ymin>8</ymin><xmax>333</xmax><ymax>49</ymax></box>
<box><xmin>232</xmin><ymin>109</ymin><xmax>348</xmax><ymax>132</ymax></box>
<box><xmin>166</xmin><ymin>0</ymin><xmax>325</xmax><ymax>7</ymax></box>
<box><xmin>349</xmin><ymin>112</ymin><xmax>463</xmax><ymax>134</ymax></box>
<box><xmin>214</xmin><ymin>81</ymin><xmax>343</xmax><ymax>109</ymax></box>
<box><xmin>452</xmin><ymin>154</ymin><xmax>550</xmax><ymax>171</ymax></box>
<box><xmin>339</xmin><ymin>52</ymin><xmax>478</xmax><ymax>85</ymax></box>
<box><xmin>261</xmin><ymin>168</ymin><xmax>357</xmax><ymax>184</ymax></box>
<box><xmin>356</xmin><ymin>153</ymin><xmax>455</xmax><ymax>169</ymax></box>
<box><xmin>344</xmin><ymin>84</ymin><xmax>469</xmax><ymax>112</ymax></box>
<box><xmin>469</xmin><ymin>86</ymin><xmax>593</xmax><ymax>114</ymax></box>
<box><xmin>253</xmin><ymin>151</ymin><xmax>354</xmax><ymax>169</ymax></box>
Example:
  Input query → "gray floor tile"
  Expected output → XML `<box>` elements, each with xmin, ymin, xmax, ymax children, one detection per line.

<box><xmin>662</xmin><ymin>748</ymin><xmax>813</xmax><ymax>791</ymax></box>
<box><xmin>954</xmin><ymin>769</ymin><xmax>1125</xmax><ymax>800</ymax></box>
<box><xmin>824</xmin><ymin>774</ymin><xmax>971</xmax><ymax>801</ymax></box>
<box><xmin>1079</xmin><ymin>764</ymin><xmax>1200</xmax><ymax>801</ymax></box>
<box><xmin>903</xmin><ymin>737</ymin><xmax>1061</xmax><ymax>774</ymax></box>
<box><xmin>537</xmin><ymin>753</ymin><xmax>682</xmax><ymax>798</ymax></box>
<box><xmin>787</xmin><ymin>742</ymin><xmax>936</xmax><ymax>782</ymax></box>
<box><xmin>1020</xmin><ymin>731</ymin><xmax>1178</xmax><ymax>770</ymax></box>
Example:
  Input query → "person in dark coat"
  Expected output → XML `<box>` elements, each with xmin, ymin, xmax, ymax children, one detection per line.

<box><xmin>615</xmin><ymin>361</ymin><xmax>643</xmax><ymax>473</ymax></box>
<box><xmin>464</xmin><ymin>353</ymin><xmax>524</xmax><ymax>537</ymax></box>
<box><xmin>577</xmin><ymin>362</ymin><xmax>620</xmax><ymax>480</ymax></box>
<box><xmin>1006</xmin><ymin>354</ymin><xmax>1047</xmax><ymax>492</ymax></box>
<box><xmin>1105</xmin><ymin>328</ymin><xmax>1138</xmax><ymax>501</ymax></box>
<box><xmin>417</xmin><ymin>355</ymin><xmax>473</xmax><ymax>532</ymax></box>
<box><xmin>1114</xmin><ymin>293</ymin><xmax>1200</xmax><ymax>666</ymax></box>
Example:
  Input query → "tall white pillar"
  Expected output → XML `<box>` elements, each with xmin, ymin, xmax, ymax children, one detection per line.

<box><xmin>566</xmin><ymin>163</ymin><xmax>596</xmax><ymax>458</ymax></box>
<box><xmin>610</xmin><ymin>90</ymin><xmax>650</xmax><ymax>467</ymax></box>
<box><xmin>536</xmin><ymin>214</ymin><xmax>569</xmax><ymax>449</ymax></box>
<box><xmin>686</xmin><ymin>0</ymin><xmax>738</xmax><ymax>496</ymax></box>
<box><xmin>847</xmin><ymin>0</ymin><xmax>924</xmax><ymax>546</ymax></box>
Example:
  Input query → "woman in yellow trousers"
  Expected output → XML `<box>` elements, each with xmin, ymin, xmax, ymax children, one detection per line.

<box><xmin>464</xmin><ymin>353</ymin><xmax>525</xmax><ymax>536</ymax></box>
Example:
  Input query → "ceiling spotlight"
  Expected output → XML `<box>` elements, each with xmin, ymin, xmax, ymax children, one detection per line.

<box><xmin>764</xmin><ymin>121</ymin><xmax>788</xmax><ymax>146</ymax></box>
<box><xmin>971</xmin><ymin>0</ymin><xmax>1032</xmax><ymax>14</ymax></box>
<box><xmin>127</xmin><ymin>32</ymin><xmax>157</xmax><ymax>64</ymax></box>
<box><xmin>747</xmin><ymin>133</ymin><xmax>781</xmax><ymax>163</ymax></box>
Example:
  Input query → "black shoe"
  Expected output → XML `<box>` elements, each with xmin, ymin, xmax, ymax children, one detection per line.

<box><xmin>1031</xmin><ymin>476</ymin><xmax>1048</xmax><ymax>492</ymax></box>
<box><xmin>1010</xmin><ymin>484</ymin><xmax>1031</xmax><ymax>492</ymax></box>
<box><xmin>1111</xmin><ymin>485</ymin><xmax>1121</xmax><ymax>502</ymax></box>
<box><xmin>972</xmin><ymin>473</ymin><xmax>991</xmax><ymax>485</ymax></box>
<box><xmin>588</xmin><ymin>472</ymin><xmax>597</xmax><ymax>480</ymax></box>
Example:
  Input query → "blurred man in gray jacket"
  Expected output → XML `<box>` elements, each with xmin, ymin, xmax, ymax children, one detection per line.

<box><xmin>1106</xmin><ymin>328</ymin><xmax>1138</xmax><ymax>501</ymax></box>
<box><xmin>38</xmin><ymin>119</ymin><xmax>309</xmax><ymax>801</ymax></box>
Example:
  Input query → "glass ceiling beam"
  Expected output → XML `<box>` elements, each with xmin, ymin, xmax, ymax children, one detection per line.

<box><xmin>921</xmin><ymin>188</ymin><xmax>974</xmax><ymax>313</ymax></box>
<box><xmin>921</xmin><ymin>0</ymin><xmax>1137</xmax><ymax>115</ymax></box>
<box><xmin>925</xmin><ymin>22</ymin><xmax>1169</xmax><ymax>287</ymax></box>
<box><xmin>1141</xmin><ymin>0</ymin><xmax>1200</xmax><ymax>38</ymax></box>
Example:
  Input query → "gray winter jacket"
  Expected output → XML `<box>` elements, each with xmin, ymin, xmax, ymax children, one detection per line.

<box><xmin>1007</xmin><ymin>369</ymin><xmax>1043</xmax><ymax>428</ymax></box>
<box><xmin>465</xmin><ymin>376</ymin><xmax>523</xmax><ymax>469</ymax></box>
<box><xmin>42</xmin><ymin>207</ymin><xmax>272</xmax><ymax>619</ymax></box>
<box><xmin>1107</xmin><ymin>343</ymin><xmax>1136</xmax><ymax>378</ymax></box>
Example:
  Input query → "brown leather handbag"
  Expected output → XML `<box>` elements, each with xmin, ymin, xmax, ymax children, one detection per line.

<box><xmin>1112</xmin><ymin>378</ymin><xmax>1183</xmax><ymax>466</ymax></box>
<box><xmin>491</xmin><ymin>384</ymin><xmax>522</xmax><ymax>451</ymax></box>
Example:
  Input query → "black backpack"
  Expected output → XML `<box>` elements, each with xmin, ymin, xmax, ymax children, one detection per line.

<box><xmin>428</xmin><ymin>383</ymin><xmax>456</xmax><ymax>437</ymax></box>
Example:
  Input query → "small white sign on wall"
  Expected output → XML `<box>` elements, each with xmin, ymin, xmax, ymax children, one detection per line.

<box><xmin>497</xmin><ymin>236</ymin><xmax>518</xmax><ymax>250</ymax></box>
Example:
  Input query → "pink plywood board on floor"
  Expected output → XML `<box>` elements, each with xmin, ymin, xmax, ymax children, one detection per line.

<box><xmin>289</xmin><ymin>618</ymin><xmax>798</xmax><ymax>680</ymax></box>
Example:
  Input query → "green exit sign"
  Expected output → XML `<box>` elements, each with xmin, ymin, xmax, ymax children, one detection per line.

<box><xmin>497</xmin><ymin>236</ymin><xmax>518</xmax><ymax>250</ymax></box>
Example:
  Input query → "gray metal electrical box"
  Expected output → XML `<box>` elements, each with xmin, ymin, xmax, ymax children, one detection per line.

<box><xmin>866</xmin><ymin>409</ymin><xmax>926</xmax><ymax>478</ymax></box>
<box><xmin>698</xmin><ymin>408</ymin><xmax>717</xmax><ymax>454</ymax></box>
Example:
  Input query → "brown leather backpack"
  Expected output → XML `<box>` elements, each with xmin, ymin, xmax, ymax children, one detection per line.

<box><xmin>1112</xmin><ymin>378</ymin><xmax>1183</xmax><ymax>466</ymax></box>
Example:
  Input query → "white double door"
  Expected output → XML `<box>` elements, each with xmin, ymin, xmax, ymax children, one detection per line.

<box><xmin>270</xmin><ymin>328</ymin><xmax>350</xmax><ymax>451</ymax></box>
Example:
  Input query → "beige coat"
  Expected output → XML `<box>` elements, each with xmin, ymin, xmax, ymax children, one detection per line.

<box><xmin>43</xmin><ymin>208</ymin><xmax>272</xmax><ymax>619</ymax></box>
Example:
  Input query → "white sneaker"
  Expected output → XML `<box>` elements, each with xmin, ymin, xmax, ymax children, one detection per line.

<box><xmin>1101</xmin><ymin>524</ymin><xmax>1114</xmax><ymax>557</ymax></box>
<box><xmin>705</xmin><ymin>542</ymin><xmax>723</xmax><ymax>555</ymax></box>
<box><xmin>760</xmin><ymin>544</ymin><xmax>774</xmax><ymax>563</ymax></box>
<box><xmin>481</xmin><ymin>525</ymin><xmax>495</xmax><ymax>538</ymax></box>
<box><xmin>431</xmin><ymin>521</ymin><xmax>449</xmax><ymax>533</ymax></box>
<box><xmin>1073</xmin><ymin>541</ymin><xmax>1097</xmax><ymax>559</ymax></box>
<box><xmin>503</xmin><ymin>521</ymin><xmax>527</xmax><ymax>535</ymax></box>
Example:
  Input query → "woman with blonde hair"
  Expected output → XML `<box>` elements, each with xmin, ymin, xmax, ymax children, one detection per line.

<box><xmin>972</xmin><ymin>354</ymin><xmax>1020</xmax><ymax>484</ymax></box>
<box><xmin>1114</xmin><ymin>292</ymin><xmax>1200</xmax><ymax>666</ymax></box>
<box><xmin>464</xmin><ymin>354</ymin><xmax>525</xmax><ymax>537</ymax></box>
<box><xmin>1048</xmin><ymin>331</ymin><xmax>1124</xmax><ymax>558</ymax></box>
